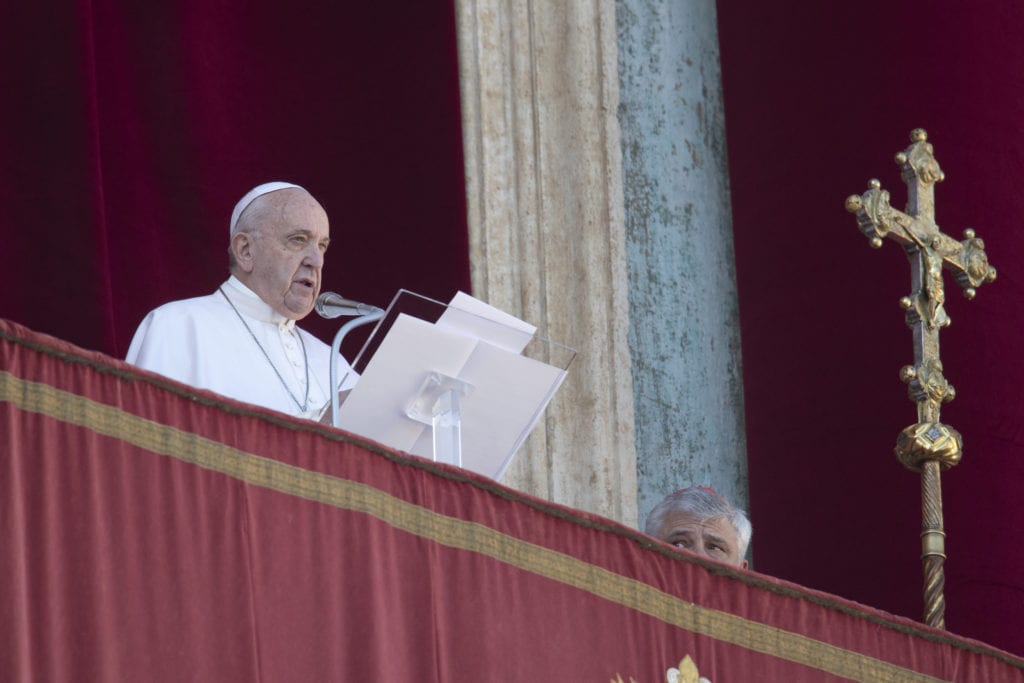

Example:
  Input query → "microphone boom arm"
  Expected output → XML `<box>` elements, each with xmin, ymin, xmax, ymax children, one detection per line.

<box><xmin>316</xmin><ymin>291</ymin><xmax>385</xmax><ymax>427</ymax></box>
<box><xmin>328</xmin><ymin>308</ymin><xmax>385</xmax><ymax>428</ymax></box>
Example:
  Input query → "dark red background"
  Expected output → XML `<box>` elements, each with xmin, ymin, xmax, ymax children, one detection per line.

<box><xmin>717</xmin><ymin>0</ymin><xmax>1024</xmax><ymax>654</ymax></box>
<box><xmin>2</xmin><ymin>0</ymin><xmax>1021</xmax><ymax>658</ymax></box>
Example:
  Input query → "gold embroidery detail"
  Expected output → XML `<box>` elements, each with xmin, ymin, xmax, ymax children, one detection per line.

<box><xmin>668</xmin><ymin>655</ymin><xmax>707</xmax><ymax>683</ymax></box>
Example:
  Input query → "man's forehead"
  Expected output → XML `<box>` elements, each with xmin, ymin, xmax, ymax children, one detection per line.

<box><xmin>660</xmin><ymin>511</ymin><xmax>736</xmax><ymax>540</ymax></box>
<box><xmin>231</xmin><ymin>182</ymin><xmax>305</xmax><ymax>235</ymax></box>
<box><xmin>262</xmin><ymin>196</ymin><xmax>329</xmax><ymax>233</ymax></box>
<box><xmin>267</xmin><ymin>190</ymin><xmax>321</xmax><ymax>215</ymax></box>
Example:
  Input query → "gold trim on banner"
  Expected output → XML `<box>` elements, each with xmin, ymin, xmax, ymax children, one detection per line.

<box><xmin>0</xmin><ymin>370</ymin><xmax>954</xmax><ymax>682</ymax></box>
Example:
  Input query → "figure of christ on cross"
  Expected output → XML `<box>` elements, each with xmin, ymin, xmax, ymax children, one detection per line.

<box><xmin>845</xmin><ymin>129</ymin><xmax>996</xmax><ymax>629</ymax></box>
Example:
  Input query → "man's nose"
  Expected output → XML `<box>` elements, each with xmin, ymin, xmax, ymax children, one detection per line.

<box><xmin>304</xmin><ymin>244</ymin><xmax>324</xmax><ymax>268</ymax></box>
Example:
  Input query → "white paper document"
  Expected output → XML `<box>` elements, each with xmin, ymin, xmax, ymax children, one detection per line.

<box><xmin>436</xmin><ymin>291</ymin><xmax>536</xmax><ymax>354</ymax></box>
<box><xmin>335</xmin><ymin>294</ymin><xmax>569</xmax><ymax>480</ymax></box>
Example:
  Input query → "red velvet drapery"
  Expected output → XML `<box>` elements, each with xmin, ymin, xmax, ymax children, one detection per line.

<box><xmin>718</xmin><ymin>0</ymin><xmax>1024</xmax><ymax>655</ymax></box>
<box><xmin>4</xmin><ymin>318</ymin><xmax>1023</xmax><ymax>681</ymax></box>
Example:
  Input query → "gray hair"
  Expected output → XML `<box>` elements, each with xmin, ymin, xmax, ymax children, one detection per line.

<box><xmin>644</xmin><ymin>487</ymin><xmax>752</xmax><ymax>559</ymax></box>
<box><xmin>226</xmin><ymin>191</ymin><xmax>279</xmax><ymax>272</ymax></box>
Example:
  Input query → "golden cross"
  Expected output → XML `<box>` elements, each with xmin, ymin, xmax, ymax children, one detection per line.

<box><xmin>844</xmin><ymin>129</ymin><xmax>996</xmax><ymax>629</ymax></box>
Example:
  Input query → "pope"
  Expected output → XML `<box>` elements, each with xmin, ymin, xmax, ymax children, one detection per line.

<box><xmin>126</xmin><ymin>182</ymin><xmax>357</xmax><ymax>420</ymax></box>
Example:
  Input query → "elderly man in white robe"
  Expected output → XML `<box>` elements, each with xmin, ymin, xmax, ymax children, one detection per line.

<box><xmin>126</xmin><ymin>182</ymin><xmax>357</xmax><ymax>421</ymax></box>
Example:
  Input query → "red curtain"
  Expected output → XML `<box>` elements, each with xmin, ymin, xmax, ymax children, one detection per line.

<box><xmin>717</xmin><ymin>0</ymin><xmax>1024</xmax><ymax>655</ymax></box>
<box><xmin>4</xmin><ymin>318</ymin><xmax>1024</xmax><ymax>681</ymax></box>
<box><xmin>0</xmin><ymin>1</ymin><xmax>470</xmax><ymax>360</ymax></box>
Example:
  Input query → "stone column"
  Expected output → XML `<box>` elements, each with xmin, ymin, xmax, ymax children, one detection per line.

<box><xmin>455</xmin><ymin>0</ymin><xmax>639</xmax><ymax>525</ymax></box>
<box><xmin>616</xmin><ymin>0</ymin><xmax>748</xmax><ymax>528</ymax></box>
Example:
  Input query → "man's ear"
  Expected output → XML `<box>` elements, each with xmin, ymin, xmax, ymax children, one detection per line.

<box><xmin>231</xmin><ymin>232</ymin><xmax>256</xmax><ymax>273</ymax></box>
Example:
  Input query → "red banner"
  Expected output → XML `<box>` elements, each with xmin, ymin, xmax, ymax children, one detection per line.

<box><xmin>2</xmin><ymin>318</ymin><xmax>1021</xmax><ymax>682</ymax></box>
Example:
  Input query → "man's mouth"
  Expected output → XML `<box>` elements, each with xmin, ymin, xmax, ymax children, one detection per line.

<box><xmin>295</xmin><ymin>277</ymin><xmax>315</xmax><ymax>291</ymax></box>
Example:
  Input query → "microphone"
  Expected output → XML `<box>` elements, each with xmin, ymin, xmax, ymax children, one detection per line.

<box><xmin>315</xmin><ymin>292</ymin><xmax>384</xmax><ymax>319</ymax></box>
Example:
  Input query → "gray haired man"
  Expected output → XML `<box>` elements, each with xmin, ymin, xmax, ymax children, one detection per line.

<box><xmin>644</xmin><ymin>486</ymin><xmax>752</xmax><ymax>568</ymax></box>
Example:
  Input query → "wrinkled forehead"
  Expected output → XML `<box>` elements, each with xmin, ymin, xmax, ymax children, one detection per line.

<box><xmin>659</xmin><ymin>510</ymin><xmax>737</xmax><ymax>541</ymax></box>
<box><xmin>250</xmin><ymin>189</ymin><xmax>330</xmax><ymax>237</ymax></box>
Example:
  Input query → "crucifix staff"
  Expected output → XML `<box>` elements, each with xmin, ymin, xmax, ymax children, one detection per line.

<box><xmin>844</xmin><ymin>129</ymin><xmax>997</xmax><ymax>629</ymax></box>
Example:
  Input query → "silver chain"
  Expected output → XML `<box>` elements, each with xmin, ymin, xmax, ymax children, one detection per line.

<box><xmin>219</xmin><ymin>287</ymin><xmax>309</xmax><ymax>412</ymax></box>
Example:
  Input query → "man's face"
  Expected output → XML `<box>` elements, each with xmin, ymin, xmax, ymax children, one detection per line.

<box><xmin>653</xmin><ymin>510</ymin><xmax>747</xmax><ymax>568</ymax></box>
<box><xmin>240</xmin><ymin>190</ymin><xmax>330</xmax><ymax>320</ymax></box>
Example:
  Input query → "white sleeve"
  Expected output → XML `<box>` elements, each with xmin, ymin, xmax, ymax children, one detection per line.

<box><xmin>124</xmin><ymin>306</ymin><xmax>204</xmax><ymax>386</ymax></box>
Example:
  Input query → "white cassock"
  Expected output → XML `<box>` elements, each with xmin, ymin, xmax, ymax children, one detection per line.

<box><xmin>126</xmin><ymin>276</ymin><xmax>358</xmax><ymax>420</ymax></box>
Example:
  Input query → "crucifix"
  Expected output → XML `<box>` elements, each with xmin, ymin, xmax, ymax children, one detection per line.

<box><xmin>844</xmin><ymin>129</ymin><xmax>996</xmax><ymax>629</ymax></box>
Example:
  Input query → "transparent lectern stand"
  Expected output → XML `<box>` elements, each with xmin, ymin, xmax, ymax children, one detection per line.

<box><xmin>403</xmin><ymin>370</ymin><xmax>474</xmax><ymax>467</ymax></box>
<box><xmin>334</xmin><ymin>290</ymin><xmax>575</xmax><ymax>480</ymax></box>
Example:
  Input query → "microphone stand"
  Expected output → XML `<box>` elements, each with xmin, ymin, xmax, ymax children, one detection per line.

<box><xmin>329</xmin><ymin>308</ymin><xmax>385</xmax><ymax>427</ymax></box>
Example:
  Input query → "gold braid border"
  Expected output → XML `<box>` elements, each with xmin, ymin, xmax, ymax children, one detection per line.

<box><xmin>0</xmin><ymin>369</ymin><xmax>962</xmax><ymax>682</ymax></box>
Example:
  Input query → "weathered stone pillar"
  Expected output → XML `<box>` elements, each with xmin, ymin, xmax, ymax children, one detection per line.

<box><xmin>455</xmin><ymin>0</ymin><xmax>639</xmax><ymax>525</ymax></box>
<box><xmin>616</xmin><ymin>0</ymin><xmax>748</xmax><ymax>527</ymax></box>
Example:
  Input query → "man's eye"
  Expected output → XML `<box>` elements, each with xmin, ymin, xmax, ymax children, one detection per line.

<box><xmin>673</xmin><ymin>540</ymin><xmax>692</xmax><ymax>549</ymax></box>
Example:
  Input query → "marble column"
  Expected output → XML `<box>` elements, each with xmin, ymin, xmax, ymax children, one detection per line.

<box><xmin>455</xmin><ymin>0</ymin><xmax>639</xmax><ymax>525</ymax></box>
